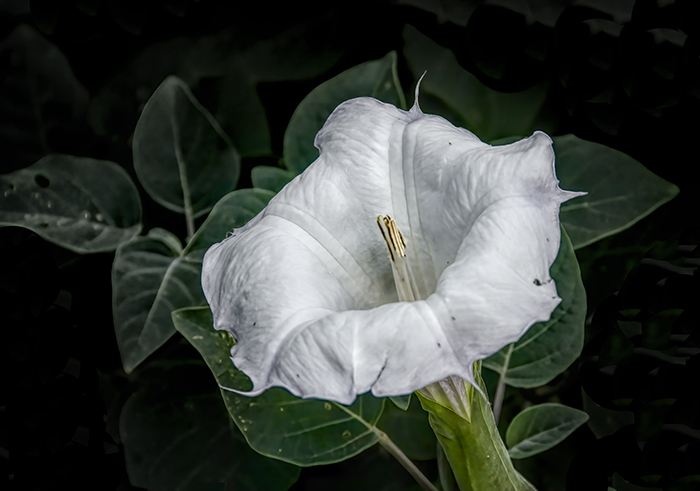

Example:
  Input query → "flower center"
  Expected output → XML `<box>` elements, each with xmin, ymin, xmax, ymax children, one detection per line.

<box><xmin>377</xmin><ymin>215</ymin><xmax>422</xmax><ymax>302</ymax></box>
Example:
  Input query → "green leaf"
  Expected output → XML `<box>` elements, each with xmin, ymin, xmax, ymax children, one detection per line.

<box><xmin>416</xmin><ymin>375</ymin><xmax>536</xmax><ymax>491</ymax></box>
<box><xmin>113</xmin><ymin>189</ymin><xmax>272</xmax><ymax>373</ymax></box>
<box><xmin>202</xmin><ymin>28</ymin><xmax>342</xmax><ymax>157</ymax></box>
<box><xmin>554</xmin><ymin>134</ymin><xmax>679</xmax><ymax>250</ymax></box>
<box><xmin>575</xmin><ymin>210</ymin><xmax>674</xmax><ymax>313</ymax></box>
<box><xmin>378</xmin><ymin>395</ymin><xmax>437</xmax><ymax>461</ymax></box>
<box><xmin>403</xmin><ymin>25</ymin><xmax>549</xmax><ymax>142</ymax></box>
<box><xmin>184</xmin><ymin>188</ymin><xmax>274</xmax><ymax>254</ymax></box>
<box><xmin>112</xmin><ymin>228</ymin><xmax>203</xmax><ymax>372</ymax></box>
<box><xmin>505</xmin><ymin>403</ymin><xmax>589</xmax><ymax>459</ymax></box>
<box><xmin>120</xmin><ymin>361</ymin><xmax>300</xmax><ymax>491</ymax></box>
<box><xmin>388</xmin><ymin>395</ymin><xmax>411</xmax><ymax>411</ymax></box>
<box><xmin>1</xmin><ymin>24</ymin><xmax>89</xmax><ymax>170</ymax></box>
<box><xmin>209</xmin><ymin>63</ymin><xmax>272</xmax><ymax>159</ymax></box>
<box><xmin>283</xmin><ymin>51</ymin><xmax>406</xmax><ymax>174</ymax></box>
<box><xmin>133</xmin><ymin>75</ymin><xmax>240</xmax><ymax>218</ymax></box>
<box><xmin>484</xmin><ymin>226</ymin><xmax>586</xmax><ymax>388</ymax></box>
<box><xmin>0</xmin><ymin>154</ymin><xmax>142</xmax><ymax>253</ymax></box>
<box><xmin>87</xmin><ymin>38</ymin><xmax>195</xmax><ymax>142</ymax></box>
<box><xmin>172</xmin><ymin>306</ymin><xmax>386</xmax><ymax>466</ymax></box>
<box><xmin>250</xmin><ymin>166</ymin><xmax>296</xmax><ymax>194</ymax></box>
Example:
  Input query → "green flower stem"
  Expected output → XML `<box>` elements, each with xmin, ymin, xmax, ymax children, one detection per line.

<box><xmin>417</xmin><ymin>375</ymin><xmax>536</xmax><ymax>491</ymax></box>
<box><xmin>333</xmin><ymin>403</ymin><xmax>439</xmax><ymax>491</ymax></box>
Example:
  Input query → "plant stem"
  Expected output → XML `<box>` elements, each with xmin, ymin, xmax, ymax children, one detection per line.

<box><xmin>333</xmin><ymin>402</ymin><xmax>438</xmax><ymax>491</ymax></box>
<box><xmin>375</xmin><ymin>428</ymin><xmax>439</xmax><ymax>491</ymax></box>
<box><xmin>184</xmin><ymin>203</ymin><xmax>195</xmax><ymax>241</ymax></box>
<box><xmin>492</xmin><ymin>343</ymin><xmax>513</xmax><ymax>424</ymax></box>
<box><xmin>493</xmin><ymin>373</ymin><xmax>507</xmax><ymax>424</ymax></box>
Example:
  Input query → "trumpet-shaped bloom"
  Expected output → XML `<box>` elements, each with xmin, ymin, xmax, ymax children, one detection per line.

<box><xmin>202</xmin><ymin>96</ymin><xmax>582</xmax><ymax>405</ymax></box>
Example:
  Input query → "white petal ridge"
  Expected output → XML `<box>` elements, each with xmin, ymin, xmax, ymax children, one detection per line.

<box><xmin>202</xmin><ymin>96</ymin><xmax>582</xmax><ymax>405</ymax></box>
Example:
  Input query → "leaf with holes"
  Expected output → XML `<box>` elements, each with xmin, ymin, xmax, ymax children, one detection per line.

<box><xmin>553</xmin><ymin>134</ymin><xmax>679</xmax><ymax>250</ymax></box>
<box><xmin>506</xmin><ymin>403</ymin><xmax>589</xmax><ymax>459</ymax></box>
<box><xmin>120</xmin><ymin>361</ymin><xmax>300</xmax><ymax>490</ymax></box>
<box><xmin>113</xmin><ymin>189</ymin><xmax>272</xmax><ymax>373</ymax></box>
<box><xmin>484</xmin><ymin>226</ymin><xmax>586</xmax><ymax>388</ymax></box>
<box><xmin>283</xmin><ymin>51</ymin><xmax>406</xmax><ymax>174</ymax></box>
<box><xmin>172</xmin><ymin>306</ymin><xmax>386</xmax><ymax>466</ymax></box>
<box><xmin>0</xmin><ymin>154</ymin><xmax>141</xmax><ymax>253</ymax></box>
<box><xmin>133</xmin><ymin>75</ymin><xmax>240</xmax><ymax>221</ymax></box>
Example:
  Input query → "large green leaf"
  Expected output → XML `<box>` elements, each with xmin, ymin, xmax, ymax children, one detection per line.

<box><xmin>89</xmin><ymin>26</ymin><xmax>341</xmax><ymax>158</ymax></box>
<box><xmin>120</xmin><ymin>361</ymin><xmax>300</xmax><ymax>491</ymax></box>
<box><xmin>184</xmin><ymin>188</ymin><xmax>274</xmax><ymax>254</ymax></box>
<box><xmin>113</xmin><ymin>189</ymin><xmax>272</xmax><ymax>373</ymax></box>
<box><xmin>0</xmin><ymin>154</ymin><xmax>142</xmax><ymax>253</ymax></box>
<box><xmin>417</xmin><ymin>374</ymin><xmax>536</xmax><ymax>491</ymax></box>
<box><xmin>553</xmin><ymin>134</ymin><xmax>679</xmax><ymax>250</ymax></box>
<box><xmin>193</xmin><ymin>26</ymin><xmax>342</xmax><ymax>158</ymax></box>
<box><xmin>0</xmin><ymin>24</ymin><xmax>89</xmax><ymax>171</ymax></box>
<box><xmin>402</xmin><ymin>25</ymin><xmax>549</xmax><ymax>142</ymax></box>
<box><xmin>133</xmin><ymin>75</ymin><xmax>240</xmax><ymax>219</ymax></box>
<box><xmin>283</xmin><ymin>51</ymin><xmax>406</xmax><ymax>174</ymax></box>
<box><xmin>505</xmin><ymin>403</ymin><xmax>589</xmax><ymax>460</ymax></box>
<box><xmin>250</xmin><ymin>166</ymin><xmax>296</xmax><ymax>194</ymax></box>
<box><xmin>484</xmin><ymin>226</ymin><xmax>586</xmax><ymax>388</ymax></box>
<box><xmin>172</xmin><ymin>306</ymin><xmax>386</xmax><ymax>466</ymax></box>
<box><xmin>87</xmin><ymin>38</ymin><xmax>194</xmax><ymax>142</ymax></box>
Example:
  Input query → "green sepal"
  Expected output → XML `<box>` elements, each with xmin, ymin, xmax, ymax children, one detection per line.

<box><xmin>416</xmin><ymin>372</ymin><xmax>536</xmax><ymax>491</ymax></box>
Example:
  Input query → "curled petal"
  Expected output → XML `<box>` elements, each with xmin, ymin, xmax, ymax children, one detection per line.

<box><xmin>202</xmin><ymin>97</ymin><xmax>582</xmax><ymax>405</ymax></box>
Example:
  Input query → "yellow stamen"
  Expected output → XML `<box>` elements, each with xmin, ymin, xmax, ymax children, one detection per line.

<box><xmin>377</xmin><ymin>215</ymin><xmax>421</xmax><ymax>302</ymax></box>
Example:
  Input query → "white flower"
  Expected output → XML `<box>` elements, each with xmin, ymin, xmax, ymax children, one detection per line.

<box><xmin>202</xmin><ymin>96</ymin><xmax>582</xmax><ymax>405</ymax></box>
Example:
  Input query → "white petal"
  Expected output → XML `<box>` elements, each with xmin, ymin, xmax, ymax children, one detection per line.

<box><xmin>202</xmin><ymin>97</ymin><xmax>581</xmax><ymax>404</ymax></box>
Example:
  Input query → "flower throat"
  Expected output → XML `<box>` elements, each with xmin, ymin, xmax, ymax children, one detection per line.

<box><xmin>378</xmin><ymin>215</ymin><xmax>482</xmax><ymax>420</ymax></box>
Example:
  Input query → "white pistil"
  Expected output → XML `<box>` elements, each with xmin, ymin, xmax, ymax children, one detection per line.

<box><xmin>377</xmin><ymin>216</ymin><xmax>422</xmax><ymax>302</ymax></box>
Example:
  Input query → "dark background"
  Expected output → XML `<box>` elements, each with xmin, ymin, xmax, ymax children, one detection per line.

<box><xmin>2</xmin><ymin>0</ymin><xmax>699</xmax><ymax>490</ymax></box>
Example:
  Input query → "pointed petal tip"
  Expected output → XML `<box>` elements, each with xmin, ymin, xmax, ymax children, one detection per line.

<box><xmin>219</xmin><ymin>383</ymin><xmax>268</xmax><ymax>398</ymax></box>
<box><xmin>410</xmin><ymin>71</ymin><xmax>427</xmax><ymax>114</ymax></box>
<box><xmin>530</xmin><ymin>129</ymin><xmax>553</xmax><ymax>143</ymax></box>
<box><xmin>559</xmin><ymin>189</ymin><xmax>587</xmax><ymax>203</ymax></box>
